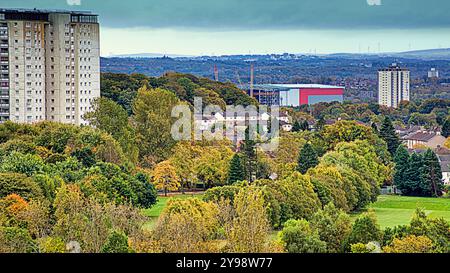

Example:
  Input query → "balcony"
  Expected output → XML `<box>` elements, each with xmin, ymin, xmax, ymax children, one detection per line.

<box><xmin>0</xmin><ymin>35</ymin><xmax>7</xmax><ymax>40</ymax></box>
<box><xmin>0</xmin><ymin>44</ymin><xmax>8</xmax><ymax>48</ymax></box>
<box><xmin>0</xmin><ymin>52</ymin><xmax>8</xmax><ymax>57</ymax></box>
<box><xmin>0</xmin><ymin>70</ymin><xmax>7</xmax><ymax>74</ymax></box>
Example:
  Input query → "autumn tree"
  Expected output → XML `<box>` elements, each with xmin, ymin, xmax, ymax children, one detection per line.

<box><xmin>227</xmin><ymin>187</ymin><xmax>271</xmax><ymax>253</ymax></box>
<box><xmin>152</xmin><ymin>160</ymin><xmax>180</xmax><ymax>196</ymax></box>
<box><xmin>152</xmin><ymin>198</ymin><xmax>220</xmax><ymax>253</ymax></box>
<box><xmin>383</xmin><ymin>235</ymin><xmax>435</xmax><ymax>253</ymax></box>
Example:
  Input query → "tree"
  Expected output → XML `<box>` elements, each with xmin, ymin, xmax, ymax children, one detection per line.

<box><xmin>310</xmin><ymin>203</ymin><xmax>352</xmax><ymax>253</ymax></box>
<box><xmin>393</xmin><ymin>145</ymin><xmax>410</xmax><ymax>190</ymax></box>
<box><xmin>241</xmin><ymin>128</ymin><xmax>257</xmax><ymax>183</ymax></box>
<box><xmin>0</xmin><ymin>173</ymin><xmax>43</xmax><ymax>201</ymax></box>
<box><xmin>371</xmin><ymin>122</ymin><xmax>378</xmax><ymax>134</ymax></box>
<box><xmin>83</xmin><ymin>97</ymin><xmax>139</xmax><ymax>163</ymax></box>
<box><xmin>278</xmin><ymin>219</ymin><xmax>326</xmax><ymax>253</ymax></box>
<box><xmin>401</xmin><ymin>153</ymin><xmax>424</xmax><ymax>196</ymax></box>
<box><xmin>277</xmin><ymin>172</ymin><xmax>322</xmax><ymax>221</ymax></box>
<box><xmin>292</xmin><ymin>120</ymin><xmax>301</xmax><ymax>132</ymax></box>
<box><xmin>378</xmin><ymin>116</ymin><xmax>401</xmax><ymax>156</ymax></box>
<box><xmin>227</xmin><ymin>187</ymin><xmax>271</xmax><ymax>253</ymax></box>
<box><xmin>383</xmin><ymin>235</ymin><xmax>435</xmax><ymax>253</ymax></box>
<box><xmin>227</xmin><ymin>154</ymin><xmax>246</xmax><ymax>185</ymax></box>
<box><xmin>132</xmin><ymin>86</ymin><xmax>180</xmax><ymax>166</ymax></box>
<box><xmin>296</xmin><ymin>143</ymin><xmax>319</xmax><ymax>174</ymax></box>
<box><xmin>0</xmin><ymin>227</ymin><xmax>35</xmax><ymax>253</ymax></box>
<box><xmin>345</xmin><ymin>211</ymin><xmax>382</xmax><ymax>249</ymax></box>
<box><xmin>152</xmin><ymin>198</ymin><xmax>220</xmax><ymax>253</ymax></box>
<box><xmin>301</xmin><ymin>120</ymin><xmax>310</xmax><ymax>131</ymax></box>
<box><xmin>420</xmin><ymin>149</ymin><xmax>444</xmax><ymax>197</ymax></box>
<box><xmin>38</xmin><ymin>237</ymin><xmax>66</xmax><ymax>253</ymax></box>
<box><xmin>442</xmin><ymin>118</ymin><xmax>450</xmax><ymax>138</ymax></box>
<box><xmin>152</xmin><ymin>161</ymin><xmax>180</xmax><ymax>196</ymax></box>
<box><xmin>101</xmin><ymin>230</ymin><xmax>132</xmax><ymax>253</ymax></box>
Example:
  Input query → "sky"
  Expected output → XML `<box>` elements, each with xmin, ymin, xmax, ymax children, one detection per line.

<box><xmin>2</xmin><ymin>0</ymin><xmax>450</xmax><ymax>56</ymax></box>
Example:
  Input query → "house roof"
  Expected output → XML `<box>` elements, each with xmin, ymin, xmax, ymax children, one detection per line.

<box><xmin>403</xmin><ymin>132</ymin><xmax>438</xmax><ymax>142</ymax></box>
<box><xmin>440</xmin><ymin>160</ymin><xmax>450</xmax><ymax>172</ymax></box>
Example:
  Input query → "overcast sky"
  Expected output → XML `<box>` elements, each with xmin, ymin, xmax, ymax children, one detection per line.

<box><xmin>2</xmin><ymin>0</ymin><xmax>450</xmax><ymax>56</ymax></box>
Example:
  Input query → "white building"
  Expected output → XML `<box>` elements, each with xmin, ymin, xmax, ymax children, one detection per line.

<box><xmin>378</xmin><ymin>63</ymin><xmax>410</xmax><ymax>108</ymax></box>
<box><xmin>428</xmin><ymin>68</ymin><xmax>439</xmax><ymax>79</ymax></box>
<box><xmin>438</xmin><ymin>155</ymin><xmax>450</xmax><ymax>185</ymax></box>
<box><xmin>0</xmin><ymin>8</ymin><xmax>100</xmax><ymax>125</ymax></box>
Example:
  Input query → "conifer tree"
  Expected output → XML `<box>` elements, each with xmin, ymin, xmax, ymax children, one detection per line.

<box><xmin>379</xmin><ymin>116</ymin><xmax>401</xmax><ymax>156</ymax></box>
<box><xmin>402</xmin><ymin>153</ymin><xmax>424</xmax><ymax>196</ymax></box>
<box><xmin>297</xmin><ymin>143</ymin><xmax>319</xmax><ymax>174</ymax></box>
<box><xmin>292</xmin><ymin>120</ymin><xmax>302</xmax><ymax>132</ymax></box>
<box><xmin>301</xmin><ymin>120</ymin><xmax>310</xmax><ymax>131</ymax></box>
<box><xmin>420</xmin><ymin>149</ymin><xmax>443</xmax><ymax>197</ymax></box>
<box><xmin>228</xmin><ymin>154</ymin><xmax>246</xmax><ymax>185</ymax></box>
<box><xmin>393</xmin><ymin>145</ymin><xmax>410</xmax><ymax>190</ymax></box>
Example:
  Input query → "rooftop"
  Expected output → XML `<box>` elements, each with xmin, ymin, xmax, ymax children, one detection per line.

<box><xmin>0</xmin><ymin>8</ymin><xmax>96</xmax><ymax>16</ymax></box>
<box><xmin>246</xmin><ymin>83</ymin><xmax>344</xmax><ymax>91</ymax></box>
<box><xmin>403</xmin><ymin>132</ymin><xmax>439</xmax><ymax>142</ymax></box>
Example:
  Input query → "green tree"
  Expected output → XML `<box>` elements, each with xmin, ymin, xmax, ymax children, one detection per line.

<box><xmin>132</xmin><ymin>86</ymin><xmax>180</xmax><ymax>166</ymax></box>
<box><xmin>345</xmin><ymin>211</ymin><xmax>382</xmax><ymax>249</ymax></box>
<box><xmin>227</xmin><ymin>154</ymin><xmax>246</xmax><ymax>185</ymax></box>
<box><xmin>296</xmin><ymin>143</ymin><xmax>319</xmax><ymax>174</ymax></box>
<box><xmin>420</xmin><ymin>149</ymin><xmax>443</xmax><ymax>197</ymax></box>
<box><xmin>310</xmin><ymin>203</ymin><xmax>352</xmax><ymax>253</ymax></box>
<box><xmin>301</xmin><ymin>120</ymin><xmax>310</xmax><ymax>131</ymax></box>
<box><xmin>378</xmin><ymin>116</ymin><xmax>401</xmax><ymax>156</ymax></box>
<box><xmin>101</xmin><ymin>230</ymin><xmax>131</xmax><ymax>253</ymax></box>
<box><xmin>0</xmin><ymin>173</ymin><xmax>43</xmax><ymax>200</ymax></box>
<box><xmin>241</xmin><ymin>128</ymin><xmax>257</xmax><ymax>183</ymax></box>
<box><xmin>278</xmin><ymin>219</ymin><xmax>327</xmax><ymax>253</ymax></box>
<box><xmin>83</xmin><ymin>97</ymin><xmax>139</xmax><ymax>163</ymax></box>
<box><xmin>292</xmin><ymin>120</ymin><xmax>301</xmax><ymax>132</ymax></box>
<box><xmin>401</xmin><ymin>153</ymin><xmax>424</xmax><ymax>196</ymax></box>
<box><xmin>442</xmin><ymin>118</ymin><xmax>450</xmax><ymax>138</ymax></box>
<box><xmin>393</xmin><ymin>145</ymin><xmax>410</xmax><ymax>191</ymax></box>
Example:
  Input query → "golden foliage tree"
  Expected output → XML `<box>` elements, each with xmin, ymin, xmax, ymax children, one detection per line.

<box><xmin>152</xmin><ymin>160</ymin><xmax>181</xmax><ymax>196</ymax></box>
<box><xmin>227</xmin><ymin>187</ymin><xmax>271</xmax><ymax>253</ymax></box>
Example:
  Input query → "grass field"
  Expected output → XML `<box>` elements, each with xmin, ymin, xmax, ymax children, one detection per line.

<box><xmin>142</xmin><ymin>193</ymin><xmax>204</xmax><ymax>230</ymax></box>
<box><xmin>142</xmin><ymin>194</ymin><xmax>449</xmax><ymax>231</ymax></box>
<box><xmin>353</xmin><ymin>195</ymin><xmax>450</xmax><ymax>229</ymax></box>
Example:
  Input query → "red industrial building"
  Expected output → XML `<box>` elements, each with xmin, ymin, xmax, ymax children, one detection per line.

<box><xmin>248</xmin><ymin>84</ymin><xmax>345</xmax><ymax>106</ymax></box>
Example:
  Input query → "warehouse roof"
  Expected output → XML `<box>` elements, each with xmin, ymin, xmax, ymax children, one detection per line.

<box><xmin>246</xmin><ymin>84</ymin><xmax>344</xmax><ymax>91</ymax></box>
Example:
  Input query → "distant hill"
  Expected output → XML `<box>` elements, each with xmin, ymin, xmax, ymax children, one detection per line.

<box><xmin>107</xmin><ymin>53</ymin><xmax>195</xmax><ymax>58</ymax></box>
<box><xmin>390</xmin><ymin>48</ymin><xmax>450</xmax><ymax>60</ymax></box>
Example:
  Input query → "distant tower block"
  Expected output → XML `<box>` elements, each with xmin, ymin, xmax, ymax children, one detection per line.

<box><xmin>378</xmin><ymin>63</ymin><xmax>410</xmax><ymax>108</ymax></box>
<box><xmin>428</xmin><ymin>68</ymin><xmax>439</xmax><ymax>79</ymax></box>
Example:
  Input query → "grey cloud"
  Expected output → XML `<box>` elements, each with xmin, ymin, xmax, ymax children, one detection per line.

<box><xmin>1</xmin><ymin>0</ymin><xmax>450</xmax><ymax>30</ymax></box>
